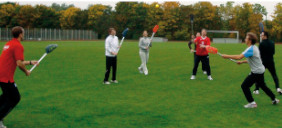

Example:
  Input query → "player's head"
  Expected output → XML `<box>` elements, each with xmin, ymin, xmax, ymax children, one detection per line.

<box><xmin>261</xmin><ymin>31</ymin><xmax>268</xmax><ymax>40</ymax></box>
<box><xmin>12</xmin><ymin>26</ymin><xmax>24</xmax><ymax>41</ymax></box>
<box><xmin>143</xmin><ymin>30</ymin><xmax>148</xmax><ymax>37</ymax></box>
<box><xmin>108</xmin><ymin>28</ymin><xmax>116</xmax><ymax>36</ymax></box>
<box><xmin>201</xmin><ymin>29</ymin><xmax>207</xmax><ymax>36</ymax></box>
<box><xmin>196</xmin><ymin>32</ymin><xmax>201</xmax><ymax>37</ymax></box>
<box><xmin>245</xmin><ymin>32</ymin><xmax>257</xmax><ymax>45</ymax></box>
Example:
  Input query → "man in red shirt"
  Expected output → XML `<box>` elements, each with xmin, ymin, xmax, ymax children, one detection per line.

<box><xmin>190</xmin><ymin>29</ymin><xmax>213</xmax><ymax>80</ymax></box>
<box><xmin>0</xmin><ymin>26</ymin><xmax>38</xmax><ymax>128</ymax></box>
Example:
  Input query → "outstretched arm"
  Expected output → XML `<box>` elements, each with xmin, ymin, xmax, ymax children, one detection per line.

<box><xmin>221</xmin><ymin>54</ymin><xmax>245</xmax><ymax>60</ymax></box>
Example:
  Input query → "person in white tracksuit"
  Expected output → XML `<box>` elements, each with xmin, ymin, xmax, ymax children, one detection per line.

<box><xmin>138</xmin><ymin>30</ymin><xmax>152</xmax><ymax>75</ymax></box>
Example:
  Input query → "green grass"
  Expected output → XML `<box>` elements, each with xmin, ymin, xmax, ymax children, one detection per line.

<box><xmin>0</xmin><ymin>41</ymin><xmax>281</xmax><ymax>128</ymax></box>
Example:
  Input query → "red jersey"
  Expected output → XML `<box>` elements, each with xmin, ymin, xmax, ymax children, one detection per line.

<box><xmin>194</xmin><ymin>36</ymin><xmax>211</xmax><ymax>56</ymax></box>
<box><xmin>0</xmin><ymin>38</ymin><xmax>24</xmax><ymax>83</ymax></box>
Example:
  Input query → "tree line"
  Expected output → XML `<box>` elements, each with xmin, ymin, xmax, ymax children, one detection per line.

<box><xmin>0</xmin><ymin>2</ymin><xmax>281</xmax><ymax>42</ymax></box>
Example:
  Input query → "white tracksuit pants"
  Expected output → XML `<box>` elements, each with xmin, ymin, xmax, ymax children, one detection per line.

<box><xmin>139</xmin><ymin>50</ymin><xmax>149</xmax><ymax>74</ymax></box>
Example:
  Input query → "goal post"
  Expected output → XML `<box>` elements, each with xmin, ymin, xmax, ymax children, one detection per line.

<box><xmin>207</xmin><ymin>30</ymin><xmax>240</xmax><ymax>43</ymax></box>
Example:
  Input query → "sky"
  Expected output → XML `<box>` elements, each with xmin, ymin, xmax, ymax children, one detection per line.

<box><xmin>2</xmin><ymin>0</ymin><xmax>281</xmax><ymax>20</ymax></box>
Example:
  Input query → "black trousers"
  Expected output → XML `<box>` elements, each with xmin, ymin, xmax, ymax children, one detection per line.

<box><xmin>0</xmin><ymin>82</ymin><xmax>21</xmax><ymax>121</ymax></box>
<box><xmin>255</xmin><ymin>61</ymin><xmax>280</xmax><ymax>90</ymax></box>
<box><xmin>241</xmin><ymin>73</ymin><xmax>275</xmax><ymax>103</ymax></box>
<box><xmin>194</xmin><ymin>53</ymin><xmax>206</xmax><ymax>71</ymax></box>
<box><xmin>104</xmin><ymin>56</ymin><xmax>117</xmax><ymax>82</ymax></box>
<box><xmin>192</xmin><ymin>55</ymin><xmax>211</xmax><ymax>75</ymax></box>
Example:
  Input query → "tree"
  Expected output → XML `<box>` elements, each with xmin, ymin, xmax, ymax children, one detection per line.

<box><xmin>51</xmin><ymin>3</ymin><xmax>74</xmax><ymax>11</ymax></box>
<box><xmin>33</xmin><ymin>5</ymin><xmax>60</xmax><ymax>28</ymax></box>
<box><xmin>0</xmin><ymin>3</ymin><xmax>19</xmax><ymax>28</ymax></box>
<box><xmin>271</xmin><ymin>3</ymin><xmax>282</xmax><ymax>42</ymax></box>
<box><xmin>59</xmin><ymin>7</ymin><xmax>81</xmax><ymax>29</ymax></box>
<box><xmin>15</xmin><ymin>5</ymin><xmax>38</xmax><ymax>28</ymax></box>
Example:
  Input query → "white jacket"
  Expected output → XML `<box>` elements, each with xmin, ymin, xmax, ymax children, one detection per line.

<box><xmin>105</xmin><ymin>35</ymin><xmax>119</xmax><ymax>57</ymax></box>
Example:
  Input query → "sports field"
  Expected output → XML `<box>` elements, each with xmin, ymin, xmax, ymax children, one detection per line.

<box><xmin>1</xmin><ymin>41</ymin><xmax>281</xmax><ymax>128</ymax></box>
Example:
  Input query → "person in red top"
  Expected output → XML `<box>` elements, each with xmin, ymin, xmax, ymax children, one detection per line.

<box><xmin>190</xmin><ymin>29</ymin><xmax>213</xmax><ymax>80</ymax></box>
<box><xmin>0</xmin><ymin>26</ymin><xmax>38</xmax><ymax>128</ymax></box>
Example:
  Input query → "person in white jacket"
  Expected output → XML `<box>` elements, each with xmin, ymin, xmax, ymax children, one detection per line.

<box><xmin>138</xmin><ymin>30</ymin><xmax>152</xmax><ymax>75</ymax></box>
<box><xmin>103</xmin><ymin>28</ymin><xmax>120</xmax><ymax>84</ymax></box>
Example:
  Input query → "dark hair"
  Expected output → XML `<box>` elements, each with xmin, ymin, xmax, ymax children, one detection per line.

<box><xmin>263</xmin><ymin>31</ymin><xmax>269</xmax><ymax>38</ymax></box>
<box><xmin>247</xmin><ymin>32</ymin><xmax>257</xmax><ymax>45</ymax></box>
<box><xmin>108</xmin><ymin>28</ymin><xmax>115</xmax><ymax>34</ymax></box>
<box><xmin>12</xmin><ymin>26</ymin><xmax>24</xmax><ymax>38</ymax></box>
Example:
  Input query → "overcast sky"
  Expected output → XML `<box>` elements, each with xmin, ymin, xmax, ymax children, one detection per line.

<box><xmin>3</xmin><ymin>0</ymin><xmax>280</xmax><ymax>20</ymax></box>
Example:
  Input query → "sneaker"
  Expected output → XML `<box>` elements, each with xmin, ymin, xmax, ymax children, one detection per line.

<box><xmin>203</xmin><ymin>71</ymin><xmax>207</xmax><ymax>75</ymax></box>
<box><xmin>144</xmin><ymin>71</ymin><xmax>148</xmax><ymax>75</ymax></box>
<box><xmin>277</xmin><ymin>88</ymin><xmax>282</xmax><ymax>95</ymax></box>
<box><xmin>244</xmin><ymin>102</ymin><xmax>257</xmax><ymax>108</ymax></box>
<box><xmin>207</xmin><ymin>75</ymin><xmax>213</xmax><ymax>80</ymax></box>
<box><xmin>190</xmin><ymin>75</ymin><xmax>196</xmax><ymax>80</ymax></box>
<box><xmin>0</xmin><ymin>121</ymin><xmax>6</xmax><ymax>128</ymax></box>
<box><xmin>253</xmin><ymin>90</ymin><xmax>259</xmax><ymax>95</ymax></box>
<box><xmin>103</xmin><ymin>81</ymin><xmax>111</xmax><ymax>85</ymax></box>
<box><xmin>111</xmin><ymin>80</ymin><xmax>118</xmax><ymax>83</ymax></box>
<box><xmin>272</xmin><ymin>99</ymin><xmax>280</xmax><ymax>105</ymax></box>
<box><xmin>138</xmin><ymin>67</ymin><xmax>143</xmax><ymax>74</ymax></box>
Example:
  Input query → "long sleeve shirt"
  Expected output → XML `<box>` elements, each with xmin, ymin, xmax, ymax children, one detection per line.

<box><xmin>139</xmin><ymin>37</ymin><xmax>152</xmax><ymax>52</ymax></box>
<box><xmin>259</xmin><ymin>39</ymin><xmax>275</xmax><ymax>63</ymax></box>
<box><xmin>105</xmin><ymin>35</ymin><xmax>119</xmax><ymax>57</ymax></box>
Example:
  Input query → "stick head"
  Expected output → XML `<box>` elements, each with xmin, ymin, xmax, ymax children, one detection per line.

<box><xmin>153</xmin><ymin>25</ymin><xmax>159</xmax><ymax>33</ymax></box>
<box><xmin>206</xmin><ymin>46</ymin><xmax>218</xmax><ymax>54</ymax></box>
<box><xmin>259</xmin><ymin>22</ymin><xmax>264</xmax><ymax>33</ymax></box>
<box><xmin>45</xmin><ymin>44</ymin><xmax>58</xmax><ymax>54</ymax></box>
<box><xmin>122</xmin><ymin>28</ymin><xmax>129</xmax><ymax>37</ymax></box>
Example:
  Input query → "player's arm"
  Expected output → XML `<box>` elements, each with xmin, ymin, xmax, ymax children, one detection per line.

<box><xmin>200</xmin><ymin>38</ymin><xmax>211</xmax><ymax>48</ymax></box>
<box><xmin>23</xmin><ymin>60</ymin><xmax>38</xmax><ymax>65</ymax></box>
<box><xmin>221</xmin><ymin>54</ymin><xmax>245</xmax><ymax>60</ymax></box>
<box><xmin>16</xmin><ymin>60</ymin><xmax>30</xmax><ymax>76</ymax></box>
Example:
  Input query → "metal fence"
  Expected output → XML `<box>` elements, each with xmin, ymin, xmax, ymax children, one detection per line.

<box><xmin>0</xmin><ymin>28</ymin><xmax>98</xmax><ymax>41</ymax></box>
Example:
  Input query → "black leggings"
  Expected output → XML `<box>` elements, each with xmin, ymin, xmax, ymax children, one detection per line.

<box><xmin>194</xmin><ymin>53</ymin><xmax>206</xmax><ymax>71</ymax></box>
<box><xmin>0</xmin><ymin>82</ymin><xmax>21</xmax><ymax>121</ymax></box>
<box><xmin>241</xmin><ymin>73</ymin><xmax>275</xmax><ymax>103</ymax></box>
<box><xmin>255</xmin><ymin>62</ymin><xmax>279</xmax><ymax>90</ymax></box>
<box><xmin>104</xmin><ymin>56</ymin><xmax>117</xmax><ymax>82</ymax></box>
<box><xmin>192</xmin><ymin>55</ymin><xmax>211</xmax><ymax>75</ymax></box>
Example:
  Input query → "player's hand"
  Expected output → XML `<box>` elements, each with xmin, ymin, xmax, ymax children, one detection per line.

<box><xmin>118</xmin><ymin>46</ymin><xmax>121</xmax><ymax>48</ymax></box>
<box><xmin>236</xmin><ymin>61</ymin><xmax>243</xmax><ymax>65</ymax></box>
<box><xmin>200</xmin><ymin>44</ymin><xmax>207</xmax><ymax>48</ymax></box>
<box><xmin>111</xmin><ymin>52</ymin><xmax>118</xmax><ymax>55</ymax></box>
<box><xmin>190</xmin><ymin>49</ymin><xmax>195</xmax><ymax>53</ymax></box>
<box><xmin>31</xmin><ymin>60</ymin><xmax>39</xmax><ymax>66</ymax></box>
<box><xmin>145</xmin><ymin>46</ymin><xmax>149</xmax><ymax>50</ymax></box>
<box><xmin>25</xmin><ymin>70</ymin><xmax>31</xmax><ymax>76</ymax></box>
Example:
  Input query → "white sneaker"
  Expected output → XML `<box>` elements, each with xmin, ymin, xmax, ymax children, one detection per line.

<box><xmin>138</xmin><ymin>67</ymin><xmax>143</xmax><ymax>74</ymax></box>
<box><xmin>253</xmin><ymin>90</ymin><xmax>259</xmax><ymax>95</ymax></box>
<box><xmin>203</xmin><ymin>71</ymin><xmax>207</xmax><ymax>75</ymax></box>
<box><xmin>207</xmin><ymin>76</ymin><xmax>213</xmax><ymax>80</ymax></box>
<box><xmin>111</xmin><ymin>80</ymin><xmax>118</xmax><ymax>83</ymax></box>
<box><xmin>0</xmin><ymin>121</ymin><xmax>7</xmax><ymax>128</ymax></box>
<box><xmin>190</xmin><ymin>75</ymin><xmax>196</xmax><ymax>80</ymax></box>
<box><xmin>144</xmin><ymin>71</ymin><xmax>148</xmax><ymax>75</ymax></box>
<box><xmin>244</xmin><ymin>102</ymin><xmax>257</xmax><ymax>108</ymax></box>
<box><xmin>103</xmin><ymin>81</ymin><xmax>111</xmax><ymax>85</ymax></box>
<box><xmin>277</xmin><ymin>88</ymin><xmax>282</xmax><ymax>95</ymax></box>
<box><xmin>272</xmin><ymin>99</ymin><xmax>280</xmax><ymax>105</ymax></box>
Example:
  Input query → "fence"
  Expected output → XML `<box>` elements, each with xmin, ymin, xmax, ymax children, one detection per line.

<box><xmin>0</xmin><ymin>28</ymin><xmax>98</xmax><ymax>41</ymax></box>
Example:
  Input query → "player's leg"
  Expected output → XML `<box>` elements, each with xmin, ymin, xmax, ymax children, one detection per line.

<box><xmin>111</xmin><ymin>56</ymin><xmax>118</xmax><ymax>83</ymax></box>
<box><xmin>0</xmin><ymin>83</ymin><xmax>21</xmax><ymax>121</ymax></box>
<box><xmin>104</xmin><ymin>56</ymin><xmax>112</xmax><ymax>84</ymax></box>
<box><xmin>256</xmin><ymin>74</ymin><xmax>278</xmax><ymax>104</ymax></box>
<box><xmin>267</xmin><ymin>62</ymin><xmax>280</xmax><ymax>93</ymax></box>
<box><xmin>241</xmin><ymin>73</ymin><xmax>257</xmax><ymax>108</ymax></box>
<box><xmin>191</xmin><ymin>55</ymin><xmax>201</xmax><ymax>79</ymax></box>
<box><xmin>201</xmin><ymin>55</ymin><xmax>212</xmax><ymax>80</ymax></box>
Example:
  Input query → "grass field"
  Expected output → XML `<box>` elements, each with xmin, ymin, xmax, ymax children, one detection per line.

<box><xmin>0</xmin><ymin>40</ymin><xmax>281</xmax><ymax>128</ymax></box>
